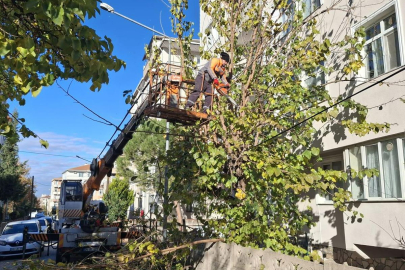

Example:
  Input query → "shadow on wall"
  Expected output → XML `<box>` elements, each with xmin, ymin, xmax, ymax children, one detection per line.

<box><xmin>323</xmin><ymin>208</ymin><xmax>347</xmax><ymax>256</ymax></box>
<box><xmin>311</xmin><ymin>79</ymin><xmax>364</xmax><ymax>150</ymax></box>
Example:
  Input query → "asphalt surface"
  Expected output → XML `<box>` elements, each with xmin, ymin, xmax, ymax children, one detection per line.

<box><xmin>0</xmin><ymin>242</ymin><xmax>57</xmax><ymax>270</ymax></box>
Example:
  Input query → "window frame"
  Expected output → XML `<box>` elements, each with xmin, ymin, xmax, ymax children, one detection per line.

<box><xmin>344</xmin><ymin>137</ymin><xmax>405</xmax><ymax>201</ymax></box>
<box><xmin>303</xmin><ymin>0</ymin><xmax>322</xmax><ymax>19</ymax></box>
<box><xmin>315</xmin><ymin>155</ymin><xmax>344</xmax><ymax>205</ymax></box>
<box><xmin>354</xmin><ymin>1</ymin><xmax>404</xmax><ymax>79</ymax></box>
<box><xmin>301</xmin><ymin>61</ymin><xmax>327</xmax><ymax>90</ymax></box>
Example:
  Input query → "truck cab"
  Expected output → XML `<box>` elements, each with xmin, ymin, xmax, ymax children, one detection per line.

<box><xmin>59</xmin><ymin>180</ymin><xmax>83</xmax><ymax>224</ymax></box>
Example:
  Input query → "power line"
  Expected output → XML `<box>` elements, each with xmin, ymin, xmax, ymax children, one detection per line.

<box><xmin>20</xmin><ymin>150</ymin><xmax>79</xmax><ymax>158</ymax></box>
<box><xmin>97</xmin><ymin>81</ymin><xmax>152</xmax><ymax>158</ymax></box>
<box><xmin>254</xmin><ymin>66</ymin><xmax>405</xmax><ymax>149</ymax></box>
<box><xmin>35</xmin><ymin>182</ymin><xmax>51</xmax><ymax>187</ymax></box>
<box><xmin>20</xmin><ymin>151</ymin><xmax>93</xmax><ymax>163</ymax></box>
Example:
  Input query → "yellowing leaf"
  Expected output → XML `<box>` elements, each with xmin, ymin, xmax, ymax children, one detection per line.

<box><xmin>329</xmin><ymin>108</ymin><xmax>339</xmax><ymax>118</ymax></box>
<box><xmin>17</xmin><ymin>46</ymin><xmax>29</xmax><ymax>57</ymax></box>
<box><xmin>40</xmin><ymin>139</ymin><xmax>49</xmax><ymax>149</ymax></box>
<box><xmin>14</xmin><ymin>75</ymin><xmax>23</xmax><ymax>85</ymax></box>
<box><xmin>1</xmin><ymin>125</ymin><xmax>11</xmax><ymax>134</ymax></box>
<box><xmin>235</xmin><ymin>188</ymin><xmax>246</xmax><ymax>200</ymax></box>
<box><xmin>32</xmin><ymin>86</ymin><xmax>42</xmax><ymax>97</ymax></box>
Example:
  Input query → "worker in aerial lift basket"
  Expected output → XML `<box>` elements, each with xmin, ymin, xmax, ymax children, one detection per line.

<box><xmin>185</xmin><ymin>52</ymin><xmax>231</xmax><ymax>113</ymax></box>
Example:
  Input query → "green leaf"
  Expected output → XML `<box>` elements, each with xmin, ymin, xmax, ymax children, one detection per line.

<box><xmin>0</xmin><ymin>42</ymin><xmax>10</xmax><ymax>56</ymax></box>
<box><xmin>303</xmin><ymin>150</ymin><xmax>312</xmax><ymax>160</ymax></box>
<box><xmin>311</xmin><ymin>147</ymin><xmax>320</xmax><ymax>156</ymax></box>
<box><xmin>52</xmin><ymin>7</ymin><xmax>65</xmax><ymax>26</ymax></box>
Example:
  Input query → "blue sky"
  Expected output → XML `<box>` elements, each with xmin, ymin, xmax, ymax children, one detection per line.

<box><xmin>11</xmin><ymin>1</ymin><xmax>200</xmax><ymax>196</ymax></box>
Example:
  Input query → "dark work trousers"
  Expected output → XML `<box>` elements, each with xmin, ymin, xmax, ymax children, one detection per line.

<box><xmin>186</xmin><ymin>73</ymin><xmax>213</xmax><ymax>112</ymax></box>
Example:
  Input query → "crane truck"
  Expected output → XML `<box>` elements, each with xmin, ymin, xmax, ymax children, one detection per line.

<box><xmin>54</xmin><ymin>93</ymin><xmax>150</xmax><ymax>262</ymax></box>
<box><xmin>53</xmin><ymin>66</ymin><xmax>208</xmax><ymax>262</ymax></box>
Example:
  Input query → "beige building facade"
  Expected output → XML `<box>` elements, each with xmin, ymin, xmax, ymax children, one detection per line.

<box><xmin>62</xmin><ymin>164</ymin><xmax>110</xmax><ymax>201</ymax></box>
<box><xmin>307</xmin><ymin>0</ymin><xmax>405</xmax><ymax>261</ymax></box>
<box><xmin>50</xmin><ymin>177</ymin><xmax>62</xmax><ymax>211</ymax></box>
<box><xmin>39</xmin><ymin>194</ymin><xmax>51</xmax><ymax>215</ymax></box>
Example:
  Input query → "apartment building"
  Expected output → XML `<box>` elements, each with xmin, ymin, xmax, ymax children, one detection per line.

<box><xmin>131</xmin><ymin>35</ymin><xmax>200</xmax><ymax>114</ymax></box>
<box><xmin>305</xmin><ymin>0</ymin><xmax>405</xmax><ymax>264</ymax></box>
<box><xmin>51</xmin><ymin>165</ymin><xmax>113</xmax><ymax>216</ymax></box>
<box><xmin>0</xmin><ymin>135</ymin><xmax>5</xmax><ymax>210</ymax></box>
<box><xmin>39</xmin><ymin>194</ymin><xmax>51</xmax><ymax>215</ymax></box>
<box><xmin>199</xmin><ymin>0</ymin><xmax>405</xmax><ymax>266</ymax></box>
<box><xmin>62</xmin><ymin>164</ymin><xmax>112</xmax><ymax>201</ymax></box>
<box><xmin>50</xmin><ymin>177</ymin><xmax>62</xmax><ymax>211</ymax></box>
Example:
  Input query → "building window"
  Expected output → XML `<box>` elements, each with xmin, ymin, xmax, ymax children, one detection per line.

<box><xmin>138</xmin><ymin>197</ymin><xmax>142</xmax><ymax>210</ymax></box>
<box><xmin>79</xmin><ymin>172</ymin><xmax>83</xmax><ymax>177</ymax></box>
<box><xmin>348</xmin><ymin>147</ymin><xmax>364</xmax><ymax>200</ymax></box>
<box><xmin>345</xmin><ymin>138</ymin><xmax>404</xmax><ymax>200</ymax></box>
<box><xmin>365</xmin><ymin>144</ymin><xmax>381</xmax><ymax>197</ymax></box>
<box><xmin>303</xmin><ymin>62</ymin><xmax>326</xmax><ymax>89</ymax></box>
<box><xmin>363</xmin><ymin>10</ymin><xmax>401</xmax><ymax>78</ymax></box>
<box><xmin>322</xmin><ymin>161</ymin><xmax>343</xmax><ymax>201</ymax></box>
<box><xmin>303</xmin><ymin>0</ymin><xmax>321</xmax><ymax>18</ymax></box>
<box><xmin>186</xmin><ymin>203</ymin><xmax>193</xmax><ymax>212</ymax></box>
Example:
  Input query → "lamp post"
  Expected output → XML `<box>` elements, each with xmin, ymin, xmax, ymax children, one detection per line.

<box><xmin>99</xmin><ymin>3</ymin><xmax>172</xmax><ymax>71</ymax></box>
<box><xmin>100</xmin><ymin>2</ymin><xmax>171</xmax><ymax>240</ymax></box>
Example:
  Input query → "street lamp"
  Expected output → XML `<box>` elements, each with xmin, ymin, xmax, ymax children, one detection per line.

<box><xmin>100</xmin><ymin>2</ymin><xmax>171</xmax><ymax>240</ymax></box>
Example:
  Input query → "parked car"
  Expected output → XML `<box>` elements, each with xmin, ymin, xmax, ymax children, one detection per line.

<box><xmin>0</xmin><ymin>220</ymin><xmax>41</xmax><ymax>259</ymax></box>
<box><xmin>35</xmin><ymin>217</ymin><xmax>50</xmax><ymax>233</ymax></box>
<box><xmin>35</xmin><ymin>212</ymin><xmax>45</xmax><ymax>218</ymax></box>
<box><xmin>51</xmin><ymin>219</ymin><xmax>59</xmax><ymax>233</ymax></box>
<box><xmin>44</xmin><ymin>217</ymin><xmax>55</xmax><ymax>233</ymax></box>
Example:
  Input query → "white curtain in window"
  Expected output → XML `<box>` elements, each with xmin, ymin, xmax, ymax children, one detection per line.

<box><xmin>403</xmin><ymin>139</ymin><xmax>405</xmax><ymax>165</ymax></box>
<box><xmin>365</xmin><ymin>145</ymin><xmax>381</xmax><ymax>197</ymax></box>
<box><xmin>381</xmin><ymin>140</ymin><xmax>402</xmax><ymax>198</ymax></box>
<box><xmin>349</xmin><ymin>147</ymin><xmax>364</xmax><ymax>199</ymax></box>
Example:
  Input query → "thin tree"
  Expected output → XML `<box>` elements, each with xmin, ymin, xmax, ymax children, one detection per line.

<box><xmin>0</xmin><ymin>111</ymin><xmax>29</xmax><ymax>220</ymax></box>
<box><xmin>103</xmin><ymin>178</ymin><xmax>134</xmax><ymax>222</ymax></box>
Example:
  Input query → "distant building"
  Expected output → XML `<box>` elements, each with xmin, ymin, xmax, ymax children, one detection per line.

<box><xmin>62</xmin><ymin>164</ymin><xmax>113</xmax><ymax>201</ymax></box>
<box><xmin>128</xmin><ymin>35</ymin><xmax>200</xmax><ymax>227</ymax></box>
<box><xmin>130</xmin><ymin>35</ymin><xmax>200</xmax><ymax>115</ymax></box>
<box><xmin>39</xmin><ymin>194</ymin><xmax>51</xmax><ymax>215</ymax></box>
<box><xmin>50</xmin><ymin>177</ymin><xmax>62</xmax><ymax>211</ymax></box>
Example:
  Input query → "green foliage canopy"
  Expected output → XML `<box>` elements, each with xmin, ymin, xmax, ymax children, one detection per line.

<box><xmin>166</xmin><ymin>0</ymin><xmax>388</xmax><ymax>255</ymax></box>
<box><xmin>0</xmin><ymin>0</ymin><xmax>125</xmax><ymax>142</ymax></box>
<box><xmin>103</xmin><ymin>178</ymin><xmax>134</xmax><ymax>222</ymax></box>
<box><xmin>0</xmin><ymin>111</ymin><xmax>29</xmax><ymax>207</ymax></box>
<box><xmin>116</xmin><ymin>119</ymin><xmax>167</xmax><ymax>191</ymax></box>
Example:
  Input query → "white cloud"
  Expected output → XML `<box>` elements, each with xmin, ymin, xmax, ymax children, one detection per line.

<box><xmin>18</xmin><ymin>132</ymin><xmax>102</xmax><ymax>197</ymax></box>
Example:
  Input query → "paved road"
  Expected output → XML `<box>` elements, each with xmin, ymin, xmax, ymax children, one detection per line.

<box><xmin>0</xmin><ymin>242</ymin><xmax>57</xmax><ymax>270</ymax></box>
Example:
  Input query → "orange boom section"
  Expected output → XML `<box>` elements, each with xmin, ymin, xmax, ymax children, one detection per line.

<box><xmin>82</xmin><ymin>159</ymin><xmax>112</xmax><ymax>210</ymax></box>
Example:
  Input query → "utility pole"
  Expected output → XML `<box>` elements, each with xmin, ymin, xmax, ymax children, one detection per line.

<box><xmin>30</xmin><ymin>176</ymin><xmax>34</xmax><ymax>218</ymax></box>
<box><xmin>163</xmin><ymin>122</ymin><xmax>170</xmax><ymax>240</ymax></box>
